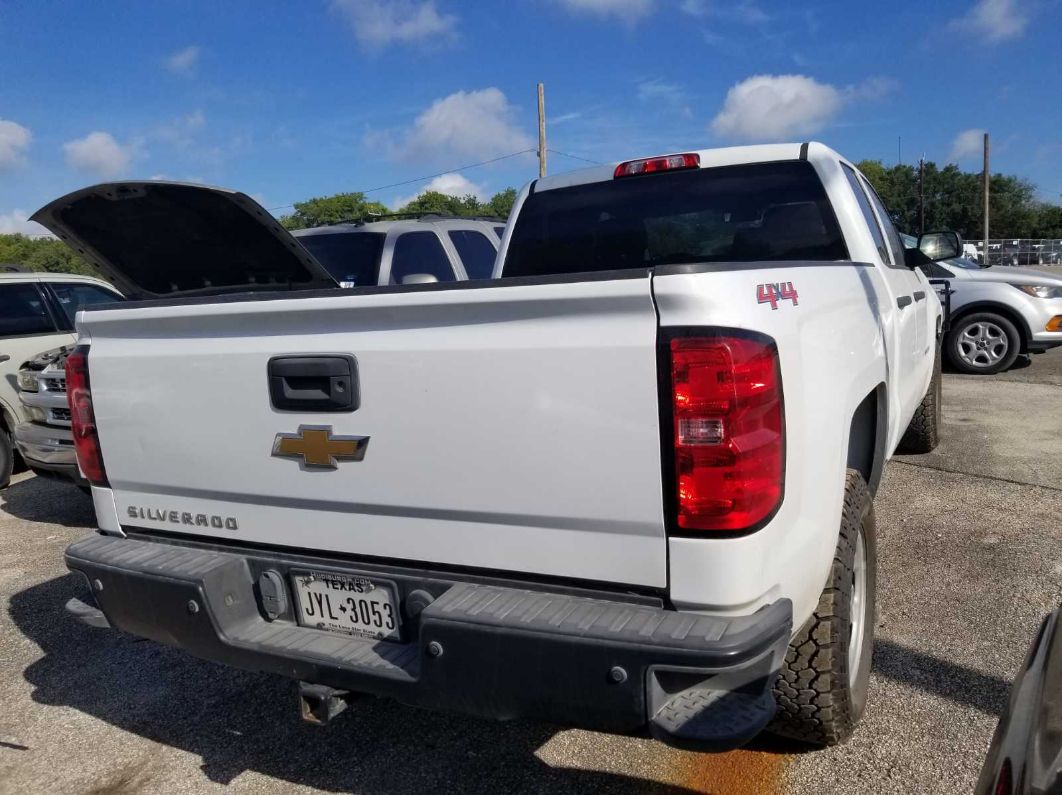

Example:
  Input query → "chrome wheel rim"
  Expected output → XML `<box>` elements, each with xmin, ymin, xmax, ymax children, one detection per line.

<box><xmin>848</xmin><ymin>527</ymin><xmax>867</xmax><ymax>688</ymax></box>
<box><xmin>957</xmin><ymin>321</ymin><xmax>1008</xmax><ymax>368</ymax></box>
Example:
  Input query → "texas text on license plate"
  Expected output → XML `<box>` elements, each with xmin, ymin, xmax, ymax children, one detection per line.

<box><xmin>292</xmin><ymin>570</ymin><xmax>401</xmax><ymax>641</ymax></box>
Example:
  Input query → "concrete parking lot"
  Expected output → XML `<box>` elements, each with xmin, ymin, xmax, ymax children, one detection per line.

<box><xmin>1</xmin><ymin>350</ymin><xmax>1059</xmax><ymax>795</ymax></box>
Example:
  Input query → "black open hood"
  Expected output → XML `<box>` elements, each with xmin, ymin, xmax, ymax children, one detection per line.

<box><xmin>31</xmin><ymin>181</ymin><xmax>338</xmax><ymax>300</ymax></box>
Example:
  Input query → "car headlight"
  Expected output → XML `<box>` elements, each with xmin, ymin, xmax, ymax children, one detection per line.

<box><xmin>1014</xmin><ymin>284</ymin><xmax>1062</xmax><ymax>299</ymax></box>
<box><xmin>17</xmin><ymin>369</ymin><xmax>39</xmax><ymax>392</ymax></box>
<box><xmin>23</xmin><ymin>405</ymin><xmax>47</xmax><ymax>422</ymax></box>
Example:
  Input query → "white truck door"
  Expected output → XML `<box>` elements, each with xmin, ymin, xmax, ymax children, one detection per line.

<box><xmin>839</xmin><ymin>166</ymin><xmax>927</xmax><ymax>432</ymax></box>
<box><xmin>860</xmin><ymin>176</ymin><xmax>934</xmax><ymax>374</ymax></box>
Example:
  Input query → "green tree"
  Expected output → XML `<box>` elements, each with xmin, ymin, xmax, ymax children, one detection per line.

<box><xmin>484</xmin><ymin>188</ymin><xmax>517</xmax><ymax>219</ymax></box>
<box><xmin>855</xmin><ymin>159</ymin><xmax>1059</xmax><ymax>240</ymax></box>
<box><xmin>0</xmin><ymin>234</ymin><xmax>98</xmax><ymax>276</ymax></box>
<box><xmin>279</xmin><ymin>192</ymin><xmax>389</xmax><ymax>230</ymax></box>
<box><xmin>397</xmin><ymin>190</ymin><xmax>483</xmax><ymax>216</ymax></box>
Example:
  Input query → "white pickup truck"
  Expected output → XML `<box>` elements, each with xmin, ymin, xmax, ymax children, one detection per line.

<box><xmin>35</xmin><ymin>143</ymin><xmax>955</xmax><ymax>750</ymax></box>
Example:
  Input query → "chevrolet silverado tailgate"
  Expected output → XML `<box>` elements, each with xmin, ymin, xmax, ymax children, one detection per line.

<box><xmin>78</xmin><ymin>277</ymin><xmax>668</xmax><ymax>587</ymax></box>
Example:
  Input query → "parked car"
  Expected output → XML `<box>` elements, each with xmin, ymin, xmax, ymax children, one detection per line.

<box><xmin>35</xmin><ymin>145</ymin><xmax>951</xmax><ymax>750</ymax></box>
<box><xmin>0</xmin><ymin>271</ymin><xmax>122</xmax><ymax>487</ymax></box>
<box><xmin>905</xmin><ymin>236</ymin><xmax>1062</xmax><ymax>374</ymax></box>
<box><xmin>13</xmin><ymin>346</ymin><xmax>81</xmax><ymax>486</ymax></box>
<box><xmin>291</xmin><ymin>216</ymin><xmax>505</xmax><ymax>287</ymax></box>
<box><xmin>976</xmin><ymin>604</ymin><xmax>1062</xmax><ymax>794</ymax></box>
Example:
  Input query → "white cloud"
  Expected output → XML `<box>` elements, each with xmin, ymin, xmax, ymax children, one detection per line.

<box><xmin>377</xmin><ymin>87</ymin><xmax>533</xmax><ymax>162</ymax></box>
<box><xmin>948</xmin><ymin>129</ymin><xmax>986</xmax><ymax>162</ymax></box>
<box><xmin>711</xmin><ymin>75</ymin><xmax>842</xmax><ymax>140</ymax></box>
<box><xmin>392</xmin><ymin>172</ymin><xmax>485</xmax><ymax>209</ymax></box>
<box><xmin>553</xmin><ymin>0</ymin><xmax>653</xmax><ymax>23</ymax></box>
<box><xmin>332</xmin><ymin>0</ymin><xmax>457</xmax><ymax>49</ymax></box>
<box><xmin>948</xmin><ymin>0</ymin><xmax>1029</xmax><ymax>43</ymax></box>
<box><xmin>165</xmin><ymin>45</ymin><xmax>200</xmax><ymax>74</ymax></box>
<box><xmin>710</xmin><ymin>74</ymin><xmax>896</xmax><ymax>141</ymax></box>
<box><xmin>681</xmin><ymin>0</ymin><xmax>768</xmax><ymax>25</ymax></box>
<box><xmin>637</xmin><ymin>80</ymin><xmax>692</xmax><ymax>118</ymax></box>
<box><xmin>844</xmin><ymin>76</ymin><xmax>899</xmax><ymax>102</ymax></box>
<box><xmin>62</xmin><ymin>131</ymin><xmax>134</xmax><ymax>178</ymax></box>
<box><xmin>0</xmin><ymin>119</ymin><xmax>32</xmax><ymax>170</ymax></box>
<box><xmin>155</xmin><ymin>109</ymin><xmax>206</xmax><ymax>149</ymax></box>
<box><xmin>0</xmin><ymin>209</ymin><xmax>53</xmax><ymax>238</ymax></box>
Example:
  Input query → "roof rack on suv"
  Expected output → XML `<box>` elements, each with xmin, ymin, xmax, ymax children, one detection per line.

<box><xmin>311</xmin><ymin>212</ymin><xmax>506</xmax><ymax>229</ymax></box>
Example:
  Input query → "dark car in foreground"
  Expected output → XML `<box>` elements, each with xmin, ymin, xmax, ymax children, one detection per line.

<box><xmin>976</xmin><ymin>605</ymin><xmax>1062</xmax><ymax>794</ymax></box>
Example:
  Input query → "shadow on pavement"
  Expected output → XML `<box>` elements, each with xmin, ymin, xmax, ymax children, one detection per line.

<box><xmin>11</xmin><ymin>573</ymin><xmax>703</xmax><ymax>794</ymax></box>
<box><xmin>873</xmin><ymin>639</ymin><xmax>1011</xmax><ymax>716</ymax></box>
<box><xmin>941</xmin><ymin>354</ymin><xmax>1032</xmax><ymax>375</ymax></box>
<box><xmin>0</xmin><ymin>473</ymin><xmax>94</xmax><ymax>529</ymax></box>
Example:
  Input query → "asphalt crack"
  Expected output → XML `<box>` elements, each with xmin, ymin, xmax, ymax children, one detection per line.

<box><xmin>891</xmin><ymin>458</ymin><xmax>1062</xmax><ymax>493</ymax></box>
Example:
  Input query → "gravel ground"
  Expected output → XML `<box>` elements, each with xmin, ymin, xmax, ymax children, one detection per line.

<box><xmin>0</xmin><ymin>350</ymin><xmax>1059</xmax><ymax>795</ymax></box>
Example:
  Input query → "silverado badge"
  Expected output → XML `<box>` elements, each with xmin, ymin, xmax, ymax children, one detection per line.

<box><xmin>272</xmin><ymin>425</ymin><xmax>369</xmax><ymax>470</ymax></box>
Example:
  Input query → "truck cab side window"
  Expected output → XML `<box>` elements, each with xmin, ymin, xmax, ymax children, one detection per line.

<box><xmin>0</xmin><ymin>283</ymin><xmax>56</xmax><ymax>338</ymax></box>
<box><xmin>842</xmin><ymin>165</ymin><xmax>891</xmax><ymax>266</ymax></box>
<box><xmin>860</xmin><ymin>178</ymin><xmax>908</xmax><ymax>270</ymax></box>
<box><xmin>390</xmin><ymin>232</ymin><xmax>456</xmax><ymax>285</ymax></box>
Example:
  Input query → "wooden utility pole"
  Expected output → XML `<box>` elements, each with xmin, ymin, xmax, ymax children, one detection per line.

<box><xmin>983</xmin><ymin>132</ymin><xmax>990</xmax><ymax>265</ymax></box>
<box><xmin>918</xmin><ymin>157</ymin><xmax>925</xmax><ymax>235</ymax></box>
<box><xmin>537</xmin><ymin>83</ymin><xmax>547</xmax><ymax>179</ymax></box>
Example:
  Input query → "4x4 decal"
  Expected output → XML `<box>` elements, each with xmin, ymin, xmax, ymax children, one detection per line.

<box><xmin>757</xmin><ymin>282</ymin><xmax>799</xmax><ymax>310</ymax></box>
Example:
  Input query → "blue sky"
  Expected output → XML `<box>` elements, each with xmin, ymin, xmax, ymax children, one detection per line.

<box><xmin>1</xmin><ymin>0</ymin><xmax>1060</xmax><ymax>236</ymax></box>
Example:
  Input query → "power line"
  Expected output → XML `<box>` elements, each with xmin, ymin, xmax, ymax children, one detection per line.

<box><xmin>267</xmin><ymin>148</ymin><xmax>537</xmax><ymax>212</ymax></box>
<box><xmin>548</xmin><ymin>149</ymin><xmax>602</xmax><ymax>165</ymax></box>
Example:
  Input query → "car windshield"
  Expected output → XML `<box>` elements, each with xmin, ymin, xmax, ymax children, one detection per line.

<box><xmin>295</xmin><ymin>231</ymin><xmax>385</xmax><ymax>286</ymax></box>
<box><xmin>503</xmin><ymin>161</ymin><xmax>847</xmax><ymax>278</ymax></box>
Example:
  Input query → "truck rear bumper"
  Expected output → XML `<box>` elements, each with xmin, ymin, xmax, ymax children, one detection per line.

<box><xmin>65</xmin><ymin>534</ymin><xmax>792</xmax><ymax>749</ymax></box>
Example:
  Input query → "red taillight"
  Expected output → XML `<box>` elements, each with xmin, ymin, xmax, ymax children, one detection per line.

<box><xmin>669</xmin><ymin>334</ymin><xmax>783</xmax><ymax>532</ymax></box>
<box><xmin>614</xmin><ymin>152</ymin><xmax>700</xmax><ymax>178</ymax></box>
<box><xmin>65</xmin><ymin>345</ymin><xmax>107</xmax><ymax>486</ymax></box>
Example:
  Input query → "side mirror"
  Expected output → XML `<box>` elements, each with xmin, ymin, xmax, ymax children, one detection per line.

<box><xmin>399</xmin><ymin>273</ymin><xmax>439</xmax><ymax>286</ymax></box>
<box><xmin>919</xmin><ymin>231</ymin><xmax>961</xmax><ymax>261</ymax></box>
<box><xmin>904</xmin><ymin>231</ymin><xmax>962</xmax><ymax>268</ymax></box>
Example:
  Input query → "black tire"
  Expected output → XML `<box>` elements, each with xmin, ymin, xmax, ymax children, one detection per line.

<box><xmin>945</xmin><ymin>312</ymin><xmax>1021</xmax><ymax>375</ymax></box>
<box><xmin>0</xmin><ymin>428</ymin><xmax>13</xmax><ymax>490</ymax></box>
<box><xmin>896</xmin><ymin>343</ymin><xmax>942</xmax><ymax>454</ymax></box>
<box><xmin>770</xmin><ymin>470</ymin><xmax>877</xmax><ymax>747</ymax></box>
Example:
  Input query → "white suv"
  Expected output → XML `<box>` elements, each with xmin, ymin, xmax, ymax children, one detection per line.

<box><xmin>291</xmin><ymin>216</ymin><xmax>505</xmax><ymax>287</ymax></box>
<box><xmin>0</xmin><ymin>271</ymin><xmax>122</xmax><ymax>487</ymax></box>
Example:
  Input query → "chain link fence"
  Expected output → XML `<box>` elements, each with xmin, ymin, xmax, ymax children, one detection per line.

<box><xmin>971</xmin><ymin>239</ymin><xmax>1062</xmax><ymax>266</ymax></box>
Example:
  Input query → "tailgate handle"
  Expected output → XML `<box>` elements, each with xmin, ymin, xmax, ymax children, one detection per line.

<box><xmin>268</xmin><ymin>355</ymin><xmax>359</xmax><ymax>412</ymax></box>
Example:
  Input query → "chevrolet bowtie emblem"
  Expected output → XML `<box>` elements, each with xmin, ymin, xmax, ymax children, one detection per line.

<box><xmin>272</xmin><ymin>425</ymin><xmax>369</xmax><ymax>470</ymax></box>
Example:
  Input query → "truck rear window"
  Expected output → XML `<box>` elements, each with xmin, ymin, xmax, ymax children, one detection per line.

<box><xmin>503</xmin><ymin>160</ymin><xmax>847</xmax><ymax>278</ymax></box>
<box><xmin>296</xmin><ymin>232</ymin><xmax>384</xmax><ymax>287</ymax></box>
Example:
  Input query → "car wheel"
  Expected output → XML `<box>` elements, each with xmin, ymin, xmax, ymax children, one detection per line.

<box><xmin>945</xmin><ymin>312</ymin><xmax>1021</xmax><ymax>375</ymax></box>
<box><xmin>769</xmin><ymin>470</ymin><xmax>877</xmax><ymax>747</ymax></box>
<box><xmin>0</xmin><ymin>429</ymin><xmax>13</xmax><ymax>489</ymax></box>
<box><xmin>896</xmin><ymin>342</ymin><xmax>942</xmax><ymax>454</ymax></box>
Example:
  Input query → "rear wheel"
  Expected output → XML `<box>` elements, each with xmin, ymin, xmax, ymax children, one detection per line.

<box><xmin>0</xmin><ymin>429</ymin><xmax>13</xmax><ymax>489</ymax></box>
<box><xmin>945</xmin><ymin>312</ymin><xmax>1020</xmax><ymax>375</ymax></box>
<box><xmin>770</xmin><ymin>470</ymin><xmax>876</xmax><ymax>746</ymax></box>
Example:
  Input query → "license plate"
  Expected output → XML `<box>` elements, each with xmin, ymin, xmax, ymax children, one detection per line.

<box><xmin>291</xmin><ymin>570</ymin><xmax>401</xmax><ymax>641</ymax></box>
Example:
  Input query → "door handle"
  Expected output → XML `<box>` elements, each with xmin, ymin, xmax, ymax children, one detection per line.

<box><xmin>0</xmin><ymin>354</ymin><xmax>9</xmax><ymax>364</ymax></box>
<box><xmin>897</xmin><ymin>295</ymin><xmax>913</xmax><ymax>309</ymax></box>
<box><xmin>913</xmin><ymin>291</ymin><xmax>926</xmax><ymax>302</ymax></box>
<box><xmin>268</xmin><ymin>355</ymin><xmax>359</xmax><ymax>412</ymax></box>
